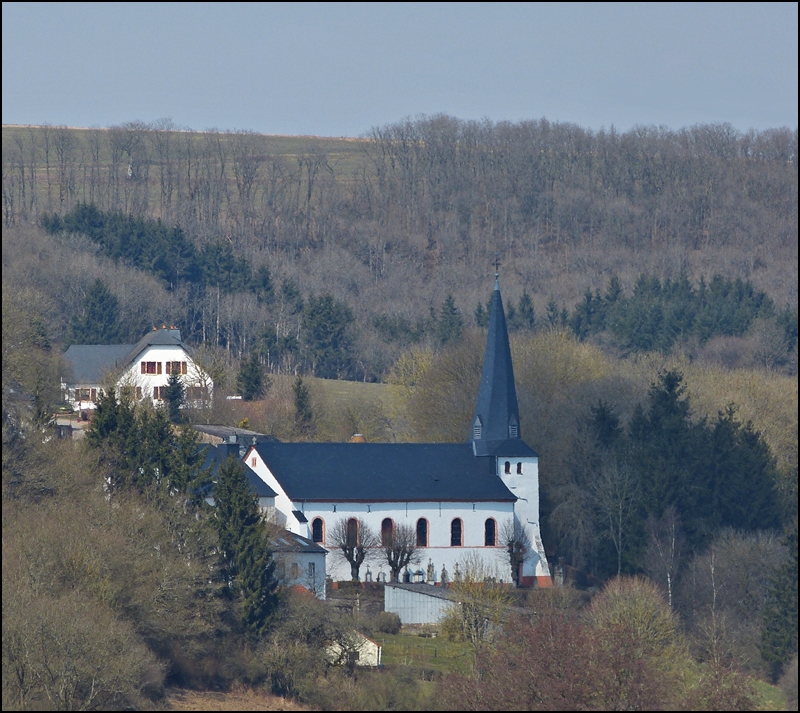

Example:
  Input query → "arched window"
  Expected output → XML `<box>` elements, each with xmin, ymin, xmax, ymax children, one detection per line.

<box><xmin>311</xmin><ymin>517</ymin><xmax>324</xmax><ymax>543</ymax></box>
<box><xmin>504</xmin><ymin>461</ymin><xmax>511</xmax><ymax>474</ymax></box>
<box><xmin>416</xmin><ymin>518</ymin><xmax>428</xmax><ymax>547</ymax></box>
<box><xmin>517</xmin><ymin>462</ymin><xmax>523</xmax><ymax>474</ymax></box>
<box><xmin>347</xmin><ymin>518</ymin><xmax>359</xmax><ymax>548</ymax></box>
<box><xmin>451</xmin><ymin>518</ymin><xmax>463</xmax><ymax>547</ymax></box>
<box><xmin>381</xmin><ymin>518</ymin><xmax>394</xmax><ymax>546</ymax></box>
<box><xmin>485</xmin><ymin>518</ymin><xmax>497</xmax><ymax>546</ymax></box>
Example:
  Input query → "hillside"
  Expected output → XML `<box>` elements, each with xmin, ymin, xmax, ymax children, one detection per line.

<box><xmin>2</xmin><ymin>118</ymin><xmax>797</xmax><ymax>387</ymax></box>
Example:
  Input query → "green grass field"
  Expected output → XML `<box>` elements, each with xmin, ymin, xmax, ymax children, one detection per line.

<box><xmin>374</xmin><ymin>632</ymin><xmax>473</xmax><ymax>675</ymax></box>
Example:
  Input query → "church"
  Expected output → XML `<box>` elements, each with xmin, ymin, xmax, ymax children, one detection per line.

<box><xmin>244</xmin><ymin>275</ymin><xmax>551</xmax><ymax>587</ymax></box>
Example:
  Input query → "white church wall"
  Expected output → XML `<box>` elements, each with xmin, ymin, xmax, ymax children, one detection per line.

<box><xmin>297</xmin><ymin>500</ymin><xmax>515</xmax><ymax>583</ymax></box>
<box><xmin>497</xmin><ymin>456</ymin><xmax>550</xmax><ymax>582</ymax></box>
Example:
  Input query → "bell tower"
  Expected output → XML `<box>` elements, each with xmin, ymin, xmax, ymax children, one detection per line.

<box><xmin>470</xmin><ymin>265</ymin><xmax>551</xmax><ymax>586</ymax></box>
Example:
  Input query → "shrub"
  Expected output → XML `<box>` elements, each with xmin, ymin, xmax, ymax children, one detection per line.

<box><xmin>375</xmin><ymin>611</ymin><xmax>402</xmax><ymax>635</ymax></box>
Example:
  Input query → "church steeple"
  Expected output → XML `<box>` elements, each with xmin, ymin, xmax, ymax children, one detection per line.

<box><xmin>471</xmin><ymin>271</ymin><xmax>521</xmax><ymax>453</ymax></box>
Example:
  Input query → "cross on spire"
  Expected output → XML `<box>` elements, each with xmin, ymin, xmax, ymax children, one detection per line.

<box><xmin>493</xmin><ymin>251</ymin><xmax>501</xmax><ymax>277</ymax></box>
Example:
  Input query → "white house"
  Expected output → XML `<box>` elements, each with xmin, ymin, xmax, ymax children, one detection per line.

<box><xmin>242</xmin><ymin>276</ymin><xmax>551</xmax><ymax>588</ymax></box>
<box><xmin>62</xmin><ymin>327</ymin><xmax>212</xmax><ymax>412</ymax></box>
<box><xmin>327</xmin><ymin>632</ymin><xmax>382</xmax><ymax>667</ymax></box>
<box><xmin>270</xmin><ymin>530</ymin><xmax>328</xmax><ymax>600</ymax></box>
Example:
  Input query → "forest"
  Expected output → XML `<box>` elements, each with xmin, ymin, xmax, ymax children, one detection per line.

<box><xmin>2</xmin><ymin>116</ymin><xmax>797</xmax><ymax>710</ymax></box>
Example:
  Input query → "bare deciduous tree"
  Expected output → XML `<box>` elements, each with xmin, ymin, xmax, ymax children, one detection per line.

<box><xmin>592</xmin><ymin>456</ymin><xmax>640</xmax><ymax>576</ymax></box>
<box><xmin>378</xmin><ymin>521</ymin><xmax>422</xmax><ymax>582</ymax></box>
<box><xmin>329</xmin><ymin>517</ymin><xmax>378</xmax><ymax>581</ymax></box>
<box><xmin>646</xmin><ymin>506</ymin><xmax>684</xmax><ymax>609</ymax></box>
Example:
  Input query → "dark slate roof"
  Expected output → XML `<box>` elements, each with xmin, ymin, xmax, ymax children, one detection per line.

<box><xmin>472</xmin><ymin>438</ymin><xmax>539</xmax><ymax>458</ymax></box>
<box><xmin>270</xmin><ymin>530</ymin><xmax>327</xmax><ymax>554</ymax></box>
<box><xmin>252</xmin><ymin>442</ymin><xmax>516</xmax><ymax>502</ymax></box>
<box><xmin>200</xmin><ymin>443</ymin><xmax>277</xmax><ymax>499</ymax></box>
<box><xmin>119</xmin><ymin>328</ymin><xmax>191</xmax><ymax>368</ymax></box>
<box><xmin>63</xmin><ymin>329</ymin><xmax>191</xmax><ymax>385</ymax></box>
<box><xmin>63</xmin><ymin>344</ymin><xmax>134</xmax><ymax>384</ymax></box>
<box><xmin>471</xmin><ymin>277</ymin><xmax>521</xmax><ymax>446</ymax></box>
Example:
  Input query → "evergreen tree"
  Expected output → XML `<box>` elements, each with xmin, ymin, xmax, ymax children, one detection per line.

<box><xmin>213</xmin><ymin>457</ymin><xmax>278</xmax><ymax>639</ymax></box>
<box><xmin>250</xmin><ymin>264</ymin><xmax>274</xmax><ymax>304</ymax></box>
<box><xmin>162</xmin><ymin>372</ymin><xmax>185</xmax><ymax>423</ymax></box>
<box><xmin>168</xmin><ymin>426</ymin><xmax>213</xmax><ymax>505</ymax></box>
<box><xmin>546</xmin><ymin>298</ymin><xmax>562</xmax><ymax>330</ymax></box>
<box><xmin>301</xmin><ymin>294</ymin><xmax>354</xmax><ymax>378</ymax></box>
<box><xmin>760</xmin><ymin>522</ymin><xmax>798</xmax><ymax>681</ymax></box>
<box><xmin>516</xmin><ymin>291</ymin><xmax>535</xmax><ymax>331</ymax></box>
<box><xmin>236</xmin><ymin>353</ymin><xmax>269</xmax><ymax>401</ymax></box>
<box><xmin>134</xmin><ymin>406</ymin><xmax>177</xmax><ymax>490</ymax></box>
<box><xmin>87</xmin><ymin>387</ymin><xmax>138</xmax><ymax>486</ymax></box>
<box><xmin>293</xmin><ymin>376</ymin><xmax>313</xmax><ymax>436</ymax></box>
<box><xmin>438</xmin><ymin>293</ymin><xmax>463</xmax><ymax>345</ymax></box>
<box><xmin>475</xmin><ymin>301</ymin><xmax>489</xmax><ymax>328</ymax></box>
<box><xmin>69</xmin><ymin>279</ymin><xmax>124</xmax><ymax>345</ymax></box>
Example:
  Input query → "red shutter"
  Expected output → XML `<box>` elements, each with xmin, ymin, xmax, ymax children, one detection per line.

<box><xmin>181</xmin><ymin>361</ymin><xmax>187</xmax><ymax>374</ymax></box>
<box><xmin>141</xmin><ymin>362</ymin><xmax>146</xmax><ymax>374</ymax></box>
<box><xmin>157</xmin><ymin>362</ymin><xmax>162</xmax><ymax>374</ymax></box>
<box><xmin>90</xmin><ymin>388</ymin><xmax>97</xmax><ymax>401</ymax></box>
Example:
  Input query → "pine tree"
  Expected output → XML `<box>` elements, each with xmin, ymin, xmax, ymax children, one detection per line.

<box><xmin>301</xmin><ymin>294</ymin><xmax>354</xmax><ymax>378</ymax></box>
<box><xmin>236</xmin><ymin>353</ymin><xmax>269</xmax><ymax>401</ymax></box>
<box><xmin>438</xmin><ymin>294</ymin><xmax>463</xmax><ymax>345</ymax></box>
<box><xmin>87</xmin><ymin>387</ymin><xmax>137</xmax><ymax>487</ymax></box>
<box><xmin>169</xmin><ymin>426</ymin><xmax>213</xmax><ymax>505</ymax></box>
<box><xmin>546</xmin><ymin>298</ymin><xmax>561</xmax><ymax>330</ymax></box>
<box><xmin>516</xmin><ymin>291</ymin><xmax>535</xmax><ymax>331</ymax></box>
<box><xmin>475</xmin><ymin>301</ymin><xmax>488</xmax><ymax>328</ymax></box>
<box><xmin>761</xmin><ymin>523</ymin><xmax>799</xmax><ymax>681</ymax></box>
<box><xmin>69</xmin><ymin>279</ymin><xmax>124</xmax><ymax>345</ymax></box>
<box><xmin>162</xmin><ymin>372</ymin><xmax>185</xmax><ymax>423</ymax></box>
<box><xmin>293</xmin><ymin>376</ymin><xmax>313</xmax><ymax>436</ymax></box>
<box><xmin>213</xmin><ymin>457</ymin><xmax>279</xmax><ymax>639</ymax></box>
<box><xmin>135</xmin><ymin>407</ymin><xmax>176</xmax><ymax>490</ymax></box>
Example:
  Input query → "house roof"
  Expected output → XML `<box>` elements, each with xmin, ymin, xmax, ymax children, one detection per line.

<box><xmin>270</xmin><ymin>530</ymin><xmax>327</xmax><ymax>554</ymax></box>
<box><xmin>119</xmin><ymin>328</ymin><xmax>191</xmax><ymax>369</ymax></box>
<box><xmin>63</xmin><ymin>329</ymin><xmax>191</xmax><ymax>385</ymax></box>
<box><xmin>252</xmin><ymin>442</ymin><xmax>517</xmax><ymax>502</ymax></box>
<box><xmin>200</xmin><ymin>443</ymin><xmax>277</xmax><ymax>499</ymax></box>
<box><xmin>63</xmin><ymin>344</ymin><xmax>133</xmax><ymax>384</ymax></box>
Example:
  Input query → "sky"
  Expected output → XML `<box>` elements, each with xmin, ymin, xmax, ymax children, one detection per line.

<box><xmin>3</xmin><ymin>2</ymin><xmax>797</xmax><ymax>137</ymax></box>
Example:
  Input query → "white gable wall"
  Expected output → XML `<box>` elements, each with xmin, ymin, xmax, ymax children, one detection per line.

<box><xmin>119</xmin><ymin>343</ymin><xmax>212</xmax><ymax>406</ymax></box>
<box><xmin>274</xmin><ymin>550</ymin><xmax>327</xmax><ymax>599</ymax></box>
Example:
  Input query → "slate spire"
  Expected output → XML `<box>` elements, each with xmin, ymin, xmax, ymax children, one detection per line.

<box><xmin>471</xmin><ymin>274</ymin><xmax>521</xmax><ymax>449</ymax></box>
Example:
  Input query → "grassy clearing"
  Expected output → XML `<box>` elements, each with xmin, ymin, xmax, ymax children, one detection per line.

<box><xmin>374</xmin><ymin>632</ymin><xmax>473</xmax><ymax>675</ymax></box>
<box><xmin>751</xmin><ymin>677</ymin><xmax>787</xmax><ymax>711</ymax></box>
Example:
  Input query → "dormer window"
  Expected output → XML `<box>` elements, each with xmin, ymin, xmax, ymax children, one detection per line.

<box><xmin>473</xmin><ymin>416</ymin><xmax>482</xmax><ymax>440</ymax></box>
<box><xmin>509</xmin><ymin>416</ymin><xmax>519</xmax><ymax>439</ymax></box>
